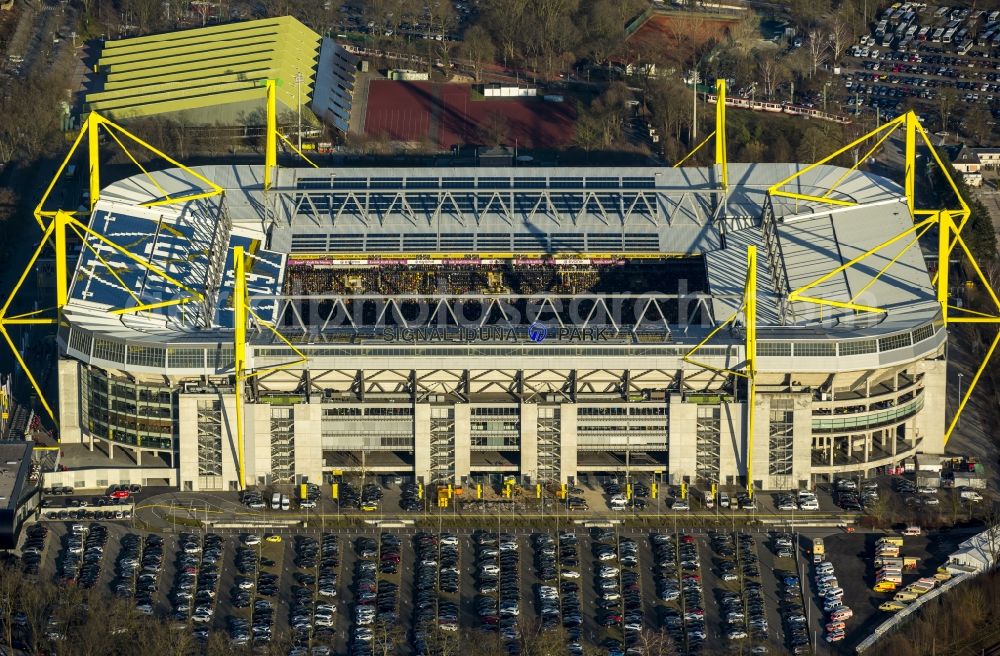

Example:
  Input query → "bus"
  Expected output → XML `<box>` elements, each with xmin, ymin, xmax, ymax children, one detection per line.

<box><xmin>932</xmin><ymin>27</ymin><xmax>945</xmax><ymax>42</ymax></box>
<box><xmin>943</xmin><ymin>27</ymin><xmax>956</xmax><ymax>43</ymax></box>
<box><xmin>958</xmin><ymin>40</ymin><xmax>973</xmax><ymax>55</ymax></box>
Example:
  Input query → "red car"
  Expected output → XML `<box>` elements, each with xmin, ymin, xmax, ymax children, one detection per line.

<box><xmin>109</xmin><ymin>490</ymin><xmax>130</xmax><ymax>500</ymax></box>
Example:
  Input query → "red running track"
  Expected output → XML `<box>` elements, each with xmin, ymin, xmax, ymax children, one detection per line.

<box><xmin>365</xmin><ymin>80</ymin><xmax>576</xmax><ymax>149</ymax></box>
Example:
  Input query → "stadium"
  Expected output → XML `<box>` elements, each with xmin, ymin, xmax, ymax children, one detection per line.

<box><xmin>43</xmin><ymin>138</ymin><xmax>953</xmax><ymax>494</ymax></box>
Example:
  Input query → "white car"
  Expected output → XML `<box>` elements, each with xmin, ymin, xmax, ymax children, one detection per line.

<box><xmin>480</xmin><ymin>564</ymin><xmax>500</xmax><ymax>575</ymax></box>
<box><xmin>599</xmin><ymin>566</ymin><xmax>620</xmax><ymax>578</ymax></box>
<box><xmin>560</xmin><ymin>569</ymin><xmax>580</xmax><ymax>578</ymax></box>
<box><xmin>917</xmin><ymin>486</ymin><xmax>937</xmax><ymax>495</ymax></box>
<box><xmin>799</xmin><ymin>501</ymin><xmax>820</xmax><ymax>511</ymax></box>
<box><xmin>243</xmin><ymin>534</ymin><xmax>261</xmax><ymax>546</ymax></box>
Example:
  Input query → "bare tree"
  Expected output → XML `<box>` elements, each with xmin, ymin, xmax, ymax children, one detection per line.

<box><xmin>372</xmin><ymin>620</ymin><xmax>406</xmax><ymax>656</ymax></box>
<box><xmin>805</xmin><ymin>28</ymin><xmax>829</xmax><ymax>77</ymax></box>
<box><xmin>938</xmin><ymin>87</ymin><xmax>958</xmax><ymax>131</ymax></box>
<box><xmin>755</xmin><ymin>49</ymin><xmax>788</xmax><ymax>100</ymax></box>
<box><xmin>637</xmin><ymin>627</ymin><xmax>679</xmax><ymax>656</ymax></box>
<box><xmin>827</xmin><ymin>15</ymin><xmax>853</xmax><ymax>64</ymax></box>
<box><xmin>459</xmin><ymin>25</ymin><xmax>495</xmax><ymax>82</ymax></box>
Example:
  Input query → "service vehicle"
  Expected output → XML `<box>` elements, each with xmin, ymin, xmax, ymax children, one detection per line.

<box><xmin>879</xmin><ymin>601</ymin><xmax>908</xmax><ymax>612</ymax></box>
<box><xmin>810</xmin><ymin>537</ymin><xmax>825</xmax><ymax>563</ymax></box>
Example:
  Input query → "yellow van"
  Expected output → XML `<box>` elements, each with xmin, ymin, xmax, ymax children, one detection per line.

<box><xmin>880</xmin><ymin>601</ymin><xmax>907</xmax><ymax>612</ymax></box>
<box><xmin>873</xmin><ymin>581</ymin><xmax>897</xmax><ymax>592</ymax></box>
<box><xmin>894</xmin><ymin>591</ymin><xmax>918</xmax><ymax>602</ymax></box>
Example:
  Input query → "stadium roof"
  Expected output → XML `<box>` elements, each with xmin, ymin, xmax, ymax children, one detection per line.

<box><xmin>85</xmin><ymin>16</ymin><xmax>321</xmax><ymax>122</ymax></box>
<box><xmin>63</xmin><ymin>163</ymin><xmax>940</xmax><ymax>353</ymax></box>
<box><xmin>65</xmin><ymin>199</ymin><xmax>284</xmax><ymax>336</ymax></box>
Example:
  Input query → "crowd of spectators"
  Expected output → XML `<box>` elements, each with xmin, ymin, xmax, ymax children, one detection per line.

<box><xmin>284</xmin><ymin>262</ymin><xmax>706</xmax><ymax>296</ymax></box>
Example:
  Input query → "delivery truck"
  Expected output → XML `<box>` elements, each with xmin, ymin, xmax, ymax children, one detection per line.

<box><xmin>873</xmin><ymin>580</ymin><xmax>898</xmax><ymax>592</ymax></box>
<box><xmin>811</xmin><ymin>537</ymin><xmax>825</xmax><ymax>564</ymax></box>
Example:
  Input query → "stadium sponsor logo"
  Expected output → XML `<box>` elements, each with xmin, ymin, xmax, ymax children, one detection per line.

<box><xmin>381</xmin><ymin>326</ymin><xmax>611</xmax><ymax>343</ymax></box>
<box><xmin>528</xmin><ymin>322</ymin><xmax>548</xmax><ymax>343</ymax></box>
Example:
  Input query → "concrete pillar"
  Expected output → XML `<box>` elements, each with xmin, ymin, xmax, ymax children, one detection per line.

<box><xmin>829</xmin><ymin>438</ymin><xmax>835</xmax><ymax>466</ymax></box>
<box><xmin>219</xmin><ymin>394</ymin><xmax>239</xmax><ymax>491</ymax></box>
<box><xmin>915</xmin><ymin>358</ymin><xmax>946</xmax><ymax>454</ymax></box>
<box><xmin>293</xmin><ymin>403</ymin><xmax>323</xmax><ymax>484</ymax></box>
<box><xmin>178</xmin><ymin>394</ymin><xmax>199</xmax><ymax>490</ymax></box>
<box><xmin>413</xmin><ymin>404</ymin><xmax>431</xmax><ymax>482</ymax></box>
<box><xmin>559</xmin><ymin>403</ymin><xmax>577</xmax><ymax>483</ymax></box>
<box><xmin>519</xmin><ymin>403</ymin><xmax>538</xmax><ymax>481</ymax></box>
<box><xmin>454</xmin><ymin>404</ymin><xmax>471</xmax><ymax>482</ymax></box>
<box><xmin>719</xmin><ymin>402</ymin><xmax>745</xmax><ymax>486</ymax></box>
<box><xmin>750</xmin><ymin>396</ymin><xmax>769</xmax><ymax>491</ymax></box>
<box><xmin>792</xmin><ymin>393</ymin><xmax>812</xmax><ymax>489</ymax></box>
<box><xmin>668</xmin><ymin>396</ymin><xmax>698</xmax><ymax>485</ymax></box>
<box><xmin>108</xmin><ymin>441</ymin><xmax>113</xmax><ymax>460</ymax></box>
<box><xmin>246</xmin><ymin>403</ymin><xmax>272</xmax><ymax>487</ymax></box>
<box><xmin>135</xmin><ymin>449</ymin><xmax>141</xmax><ymax>466</ymax></box>
<box><xmin>864</xmin><ymin>433</ymin><xmax>871</xmax><ymax>463</ymax></box>
<box><xmin>56</xmin><ymin>359</ymin><xmax>82</xmax><ymax>443</ymax></box>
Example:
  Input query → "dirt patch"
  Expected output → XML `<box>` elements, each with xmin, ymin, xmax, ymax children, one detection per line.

<box><xmin>626</xmin><ymin>11</ymin><xmax>737</xmax><ymax>54</ymax></box>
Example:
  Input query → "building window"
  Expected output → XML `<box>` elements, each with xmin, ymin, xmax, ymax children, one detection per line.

<box><xmin>878</xmin><ymin>332</ymin><xmax>913</xmax><ymax>352</ymax></box>
<box><xmin>93</xmin><ymin>338</ymin><xmax>125</xmax><ymax>363</ymax></box>
<box><xmin>69</xmin><ymin>329</ymin><xmax>93</xmax><ymax>356</ymax></box>
<box><xmin>793</xmin><ymin>342</ymin><xmax>837</xmax><ymax>357</ymax></box>
<box><xmin>839</xmin><ymin>340</ymin><xmax>877</xmax><ymax>356</ymax></box>
<box><xmin>126</xmin><ymin>345</ymin><xmax>165</xmax><ymax>368</ymax></box>
<box><xmin>168</xmin><ymin>348</ymin><xmax>206</xmax><ymax>368</ymax></box>
<box><xmin>757</xmin><ymin>342</ymin><xmax>791</xmax><ymax>357</ymax></box>
<box><xmin>912</xmin><ymin>324</ymin><xmax>934</xmax><ymax>343</ymax></box>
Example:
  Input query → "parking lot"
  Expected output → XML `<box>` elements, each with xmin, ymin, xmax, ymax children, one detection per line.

<box><xmin>835</xmin><ymin>4</ymin><xmax>1000</xmax><ymax>124</ymax></box>
<box><xmin>13</xmin><ymin>518</ymin><xmax>847</xmax><ymax>656</ymax></box>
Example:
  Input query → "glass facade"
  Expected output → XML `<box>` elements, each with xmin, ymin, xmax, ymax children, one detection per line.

<box><xmin>812</xmin><ymin>394</ymin><xmax>924</xmax><ymax>433</ymax></box>
<box><xmin>82</xmin><ymin>368</ymin><xmax>175</xmax><ymax>450</ymax></box>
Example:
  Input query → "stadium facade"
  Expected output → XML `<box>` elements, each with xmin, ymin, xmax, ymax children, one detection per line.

<box><xmin>54</xmin><ymin>163</ymin><xmax>946</xmax><ymax>492</ymax></box>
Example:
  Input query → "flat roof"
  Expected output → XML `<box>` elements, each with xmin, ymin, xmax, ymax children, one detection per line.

<box><xmin>0</xmin><ymin>441</ymin><xmax>33</xmax><ymax>511</ymax></box>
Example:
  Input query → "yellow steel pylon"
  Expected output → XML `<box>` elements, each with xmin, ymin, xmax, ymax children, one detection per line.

<box><xmin>230</xmin><ymin>245</ymin><xmax>307</xmax><ymax>490</ymax></box>
<box><xmin>2</xmin><ymin>112</ymin><xmax>224</xmax><ymax>429</ymax></box>
<box><xmin>767</xmin><ymin>109</ymin><xmax>996</xmax><ymax>447</ymax></box>
<box><xmin>683</xmin><ymin>246</ymin><xmax>756</xmax><ymax>498</ymax></box>
<box><xmin>262</xmin><ymin>79</ymin><xmax>318</xmax><ymax>192</ymax></box>
<box><xmin>674</xmin><ymin>78</ymin><xmax>728</xmax><ymax>193</ymax></box>
<box><xmin>35</xmin><ymin>112</ymin><xmax>225</xmax><ymax>227</ymax></box>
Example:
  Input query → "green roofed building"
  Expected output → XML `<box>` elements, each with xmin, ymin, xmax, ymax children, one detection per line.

<box><xmin>85</xmin><ymin>16</ymin><xmax>322</xmax><ymax>124</ymax></box>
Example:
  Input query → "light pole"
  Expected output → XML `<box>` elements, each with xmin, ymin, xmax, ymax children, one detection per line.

<box><xmin>293</xmin><ymin>71</ymin><xmax>304</xmax><ymax>153</ymax></box>
<box><xmin>690</xmin><ymin>70</ymin><xmax>701</xmax><ymax>141</ymax></box>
